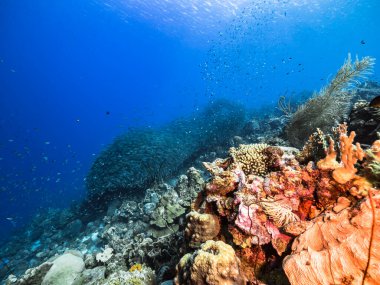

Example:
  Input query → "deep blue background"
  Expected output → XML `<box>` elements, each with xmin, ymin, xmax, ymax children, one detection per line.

<box><xmin>1</xmin><ymin>0</ymin><xmax>379</xmax><ymax>241</ymax></box>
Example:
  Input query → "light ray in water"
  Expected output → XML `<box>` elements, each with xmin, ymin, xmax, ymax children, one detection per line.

<box><xmin>96</xmin><ymin>0</ymin><xmax>356</xmax><ymax>41</ymax></box>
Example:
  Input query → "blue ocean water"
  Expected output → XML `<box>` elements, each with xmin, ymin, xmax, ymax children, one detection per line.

<box><xmin>0</xmin><ymin>0</ymin><xmax>379</xmax><ymax>243</ymax></box>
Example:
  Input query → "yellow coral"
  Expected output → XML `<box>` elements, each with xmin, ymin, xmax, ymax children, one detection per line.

<box><xmin>129</xmin><ymin>263</ymin><xmax>143</xmax><ymax>272</ymax></box>
<box><xmin>229</xmin><ymin>144</ymin><xmax>269</xmax><ymax>176</ymax></box>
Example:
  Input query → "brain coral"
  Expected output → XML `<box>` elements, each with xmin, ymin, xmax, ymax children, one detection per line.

<box><xmin>175</xmin><ymin>240</ymin><xmax>247</xmax><ymax>285</ymax></box>
<box><xmin>229</xmin><ymin>144</ymin><xmax>270</xmax><ymax>176</ymax></box>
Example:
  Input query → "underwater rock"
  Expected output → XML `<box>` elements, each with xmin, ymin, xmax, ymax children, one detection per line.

<box><xmin>349</xmin><ymin>99</ymin><xmax>380</xmax><ymax>145</ymax></box>
<box><xmin>6</xmin><ymin>262</ymin><xmax>53</xmax><ymax>285</ymax></box>
<box><xmin>241</xmin><ymin>119</ymin><xmax>260</xmax><ymax>135</ymax></box>
<box><xmin>63</xmin><ymin>219</ymin><xmax>83</xmax><ymax>239</ymax></box>
<box><xmin>160</xmin><ymin>281</ymin><xmax>174</xmax><ymax>285</ymax></box>
<box><xmin>41</xmin><ymin>252</ymin><xmax>85</xmax><ymax>285</ymax></box>
<box><xmin>283</xmin><ymin>192</ymin><xmax>380</xmax><ymax>285</ymax></box>
<box><xmin>104</xmin><ymin>253</ymin><xmax>128</xmax><ymax>277</ymax></box>
<box><xmin>174</xmin><ymin>240</ymin><xmax>247</xmax><ymax>285</ymax></box>
<box><xmin>77</xmin><ymin>266</ymin><xmax>106</xmax><ymax>285</ymax></box>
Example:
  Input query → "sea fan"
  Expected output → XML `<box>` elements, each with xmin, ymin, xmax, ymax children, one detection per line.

<box><xmin>260</xmin><ymin>197</ymin><xmax>300</xmax><ymax>227</ymax></box>
<box><xmin>286</xmin><ymin>54</ymin><xmax>375</xmax><ymax>148</ymax></box>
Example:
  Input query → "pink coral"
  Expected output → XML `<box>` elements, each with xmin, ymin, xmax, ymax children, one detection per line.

<box><xmin>266</xmin><ymin>221</ymin><xmax>292</xmax><ymax>256</ymax></box>
<box><xmin>235</xmin><ymin>203</ymin><xmax>271</xmax><ymax>245</ymax></box>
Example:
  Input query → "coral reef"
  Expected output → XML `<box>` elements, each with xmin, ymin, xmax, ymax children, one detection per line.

<box><xmin>174</xmin><ymin>240</ymin><xmax>247</xmax><ymax>285</ymax></box>
<box><xmin>86</xmin><ymin>99</ymin><xmax>245</xmax><ymax>200</ymax></box>
<box><xmin>3</xmin><ymin>76</ymin><xmax>380</xmax><ymax>285</ymax></box>
<box><xmin>1</xmin><ymin>168</ymin><xmax>205</xmax><ymax>284</ymax></box>
<box><xmin>97</xmin><ymin>167</ymin><xmax>205</xmax><ymax>281</ymax></box>
<box><xmin>286</xmin><ymin>54</ymin><xmax>375</xmax><ymax>148</ymax></box>
<box><xmin>176</xmin><ymin>122</ymin><xmax>379</xmax><ymax>284</ymax></box>
<box><xmin>149</xmin><ymin>188</ymin><xmax>186</xmax><ymax>229</ymax></box>
<box><xmin>229</xmin><ymin>144</ymin><xmax>285</xmax><ymax>176</ymax></box>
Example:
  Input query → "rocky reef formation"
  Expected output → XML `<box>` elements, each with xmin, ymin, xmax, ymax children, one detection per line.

<box><xmin>348</xmin><ymin>82</ymin><xmax>380</xmax><ymax>145</ymax></box>
<box><xmin>2</xmin><ymin>167</ymin><xmax>205</xmax><ymax>285</ymax></box>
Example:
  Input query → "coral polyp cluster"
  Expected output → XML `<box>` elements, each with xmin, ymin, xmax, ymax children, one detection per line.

<box><xmin>177</xmin><ymin>124</ymin><xmax>380</xmax><ymax>284</ymax></box>
<box><xmin>229</xmin><ymin>143</ymin><xmax>270</xmax><ymax>176</ymax></box>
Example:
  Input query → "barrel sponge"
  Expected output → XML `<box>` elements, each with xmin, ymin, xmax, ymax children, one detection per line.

<box><xmin>229</xmin><ymin>144</ymin><xmax>269</xmax><ymax>176</ymax></box>
<box><xmin>174</xmin><ymin>240</ymin><xmax>247</xmax><ymax>285</ymax></box>
<box><xmin>185</xmin><ymin>211</ymin><xmax>221</xmax><ymax>248</ymax></box>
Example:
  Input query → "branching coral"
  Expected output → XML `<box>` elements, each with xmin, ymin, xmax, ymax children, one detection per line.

<box><xmin>332</xmin><ymin>124</ymin><xmax>365</xmax><ymax>184</ymax></box>
<box><xmin>229</xmin><ymin>144</ymin><xmax>270</xmax><ymax>176</ymax></box>
<box><xmin>315</xmin><ymin>124</ymin><xmax>373</xmax><ymax>199</ymax></box>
